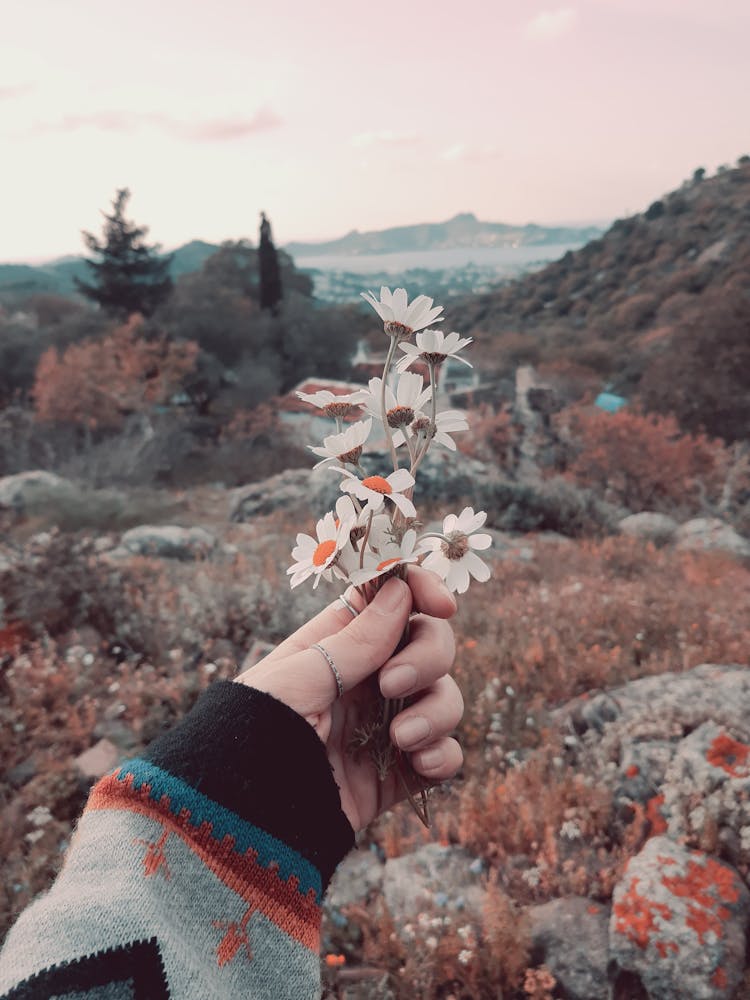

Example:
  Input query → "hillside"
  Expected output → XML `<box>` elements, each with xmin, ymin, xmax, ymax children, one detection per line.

<box><xmin>285</xmin><ymin>212</ymin><xmax>602</xmax><ymax>257</ymax></box>
<box><xmin>455</xmin><ymin>159</ymin><xmax>750</xmax><ymax>441</ymax></box>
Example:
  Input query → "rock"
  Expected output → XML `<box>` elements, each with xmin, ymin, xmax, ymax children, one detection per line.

<box><xmin>0</xmin><ymin>471</ymin><xmax>79</xmax><ymax>515</ymax></box>
<box><xmin>327</xmin><ymin>849</ymin><xmax>385</xmax><ymax>912</ymax></box>
<box><xmin>120</xmin><ymin>524</ymin><xmax>217</xmax><ymax>560</ymax></box>
<box><xmin>241</xmin><ymin>639</ymin><xmax>277</xmax><ymax>670</ymax></box>
<box><xmin>6</xmin><ymin>756</ymin><xmax>38</xmax><ymax>789</ymax></box>
<box><xmin>609</xmin><ymin>837</ymin><xmax>750</xmax><ymax>999</ymax></box>
<box><xmin>661</xmin><ymin>722</ymin><xmax>750</xmax><ymax>865</ymax></box>
<box><xmin>675</xmin><ymin>518</ymin><xmax>750</xmax><ymax>559</ymax></box>
<box><xmin>528</xmin><ymin>896</ymin><xmax>610</xmax><ymax>1000</ymax></box>
<box><xmin>74</xmin><ymin>739</ymin><xmax>121</xmax><ymax>780</ymax></box>
<box><xmin>619</xmin><ymin>512</ymin><xmax>678</xmax><ymax>546</ymax></box>
<box><xmin>381</xmin><ymin>843</ymin><xmax>485</xmax><ymax>926</ymax></box>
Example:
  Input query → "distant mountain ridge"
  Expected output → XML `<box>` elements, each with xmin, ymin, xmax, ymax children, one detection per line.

<box><xmin>285</xmin><ymin>212</ymin><xmax>603</xmax><ymax>257</ymax></box>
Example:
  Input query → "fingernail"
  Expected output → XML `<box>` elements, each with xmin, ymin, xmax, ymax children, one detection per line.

<box><xmin>374</xmin><ymin>578</ymin><xmax>407</xmax><ymax>615</ymax></box>
<box><xmin>395</xmin><ymin>715</ymin><xmax>431</xmax><ymax>748</ymax></box>
<box><xmin>418</xmin><ymin>747</ymin><xmax>445</xmax><ymax>771</ymax></box>
<box><xmin>380</xmin><ymin>664</ymin><xmax>417</xmax><ymax>698</ymax></box>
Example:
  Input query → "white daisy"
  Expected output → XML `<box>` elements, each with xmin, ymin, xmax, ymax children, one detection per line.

<box><xmin>349</xmin><ymin>528</ymin><xmax>423</xmax><ymax>586</ymax></box>
<box><xmin>411</xmin><ymin>409</ymin><xmax>469</xmax><ymax>451</ymax></box>
<box><xmin>309</xmin><ymin>418</ymin><xmax>372</xmax><ymax>469</ymax></box>
<box><xmin>287</xmin><ymin>507</ymin><xmax>356</xmax><ymax>589</ymax></box>
<box><xmin>361</xmin><ymin>287</ymin><xmax>443</xmax><ymax>339</ymax></box>
<box><xmin>396</xmin><ymin>329</ymin><xmax>474</xmax><ymax>373</ymax></box>
<box><xmin>360</xmin><ymin>373</ymin><xmax>432</xmax><ymax>445</ymax></box>
<box><xmin>337</xmin><ymin>467</ymin><xmax>417</xmax><ymax>519</ymax></box>
<box><xmin>421</xmin><ymin>507</ymin><xmax>492</xmax><ymax>594</ymax></box>
<box><xmin>296</xmin><ymin>388</ymin><xmax>367</xmax><ymax>419</ymax></box>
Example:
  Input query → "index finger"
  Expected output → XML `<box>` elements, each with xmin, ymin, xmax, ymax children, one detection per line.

<box><xmin>259</xmin><ymin>565</ymin><xmax>457</xmax><ymax>665</ymax></box>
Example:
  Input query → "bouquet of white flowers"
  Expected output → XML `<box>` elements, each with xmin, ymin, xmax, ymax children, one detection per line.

<box><xmin>288</xmin><ymin>287</ymin><xmax>492</xmax><ymax>824</ymax></box>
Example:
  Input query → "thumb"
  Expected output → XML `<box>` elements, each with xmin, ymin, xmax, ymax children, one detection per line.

<box><xmin>239</xmin><ymin>578</ymin><xmax>412</xmax><ymax>713</ymax></box>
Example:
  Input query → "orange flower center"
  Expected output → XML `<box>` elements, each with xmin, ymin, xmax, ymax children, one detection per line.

<box><xmin>362</xmin><ymin>475</ymin><xmax>392</xmax><ymax>494</ymax></box>
<box><xmin>376</xmin><ymin>556</ymin><xmax>401</xmax><ymax>571</ymax></box>
<box><xmin>313</xmin><ymin>539</ymin><xmax>337</xmax><ymax>566</ymax></box>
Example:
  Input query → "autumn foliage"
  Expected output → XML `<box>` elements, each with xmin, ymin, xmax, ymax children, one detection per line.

<box><xmin>33</xmin><ymin>316</ymin><xmax>198</xmax><ymax>430</ymax></box>
<box><xmin>555</xmin><ymin>406</ymin><xmax>727</xmax><ymax>513</ymax></box>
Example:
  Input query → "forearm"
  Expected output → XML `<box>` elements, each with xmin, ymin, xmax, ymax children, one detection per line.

<box><xmin>0</xmin><ymin>682</ymin><xmax>355</xmax><ymax>999</ymax></box>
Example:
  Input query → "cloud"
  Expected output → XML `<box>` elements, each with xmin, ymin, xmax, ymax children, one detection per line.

<box><xmin>439</xmin><ymin>142</ymin><xmax>503</xmax><ymax>164</ymax></box>
<box><xmin>440</xmin><ymin>143</ymin><xmax>467</xmax><ymax>162</ymax></box>
<box><xmin>30</xmin><ymin>108</ymin><xmax>281</xmax><ymax>141</ymax></box>
<box><xmin>350</xmin><ymin>130</ymin><xmax>418</xmax><ymax>149</ymax></box>
<box><xmin>524</xmin><ymin>7</ymin><xmax>578</xmax><ymax>40</ymax></box>
<box><xmin>0</xmin><ymin>83</ymin><xmax>33</xmax><ymax>100</ymax></box>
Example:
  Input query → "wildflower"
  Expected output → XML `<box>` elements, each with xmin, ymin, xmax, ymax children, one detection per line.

<box><xmin>360</xmin><ymin>373</ymin><xmax>432</xmax><ymax>444</ymax></box>
<box><xmin>286</xmin><ymin>509</ymin><xmax>355</xmax><ymax>589</ymax></box>
<box><xmin>350</xmin><ymin>528</ymin><xmax>423</xmax><ymax>585</ymax></box>
<box><xmin>411</xmin><ymin>409</ymin><xmax>469</xmax><ymax>451</ymax></box>
<box><xmin>397</xmin><ymin>329</ymin><xmax>473</xmax><ymax>372</ymax></box>
<box><xmin>458</xmin><ymin>949</ymin><xmax>473</xmax><ymax>966</ymax></box>
<box><xmin>309</xmin><ymin>418</ymin><xmax>372</xmax><ymax>469</ymax></box>
<box><xmin>337</xmin><ymin>467</ymin><xmax>417</xmax><ymax>518</ymax></box>
<box><xmin>422</xmin><ymin>507</ymin><xmax>492</xmax><ymax>594</ymax></box>
<box><xmin>361</xmin><ymin>286</ymin><xmax>443</xmax><ymax>339</ymax></box>
<box><xmin>296</xmin><ymin>387</ymin><xmax>367</xmax><ymax>420</ymax></box>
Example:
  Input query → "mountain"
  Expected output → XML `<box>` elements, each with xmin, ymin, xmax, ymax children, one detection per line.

<box><xmin>454</xmin><ymin>158</ymin><xmax>750</xmax><ymax>442</ymax></box>
<box><xmin>0</xmin><ymin>240</ymin><xmax>222</xmax><ymax>302</ymax></box>
<box><xmin>284</xmin><ymin>213</ymin><xmax>603</xmax><ymax>257</ymax></box>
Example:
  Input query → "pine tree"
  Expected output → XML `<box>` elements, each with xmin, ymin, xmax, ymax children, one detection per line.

<box><xmin>258</xmin><ymin>211</ymin><xmax>282</xmax><ymax>313</ymax></box>
<box><xmin>75</xmin><ymin>188</ymin><xmax>173</xmax><ymax>317</ymax></box>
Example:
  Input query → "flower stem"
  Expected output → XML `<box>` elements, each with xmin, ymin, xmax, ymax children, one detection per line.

<box><xmin>380</xmin><ymin>337</ymin><xmax>399</xmax><ymax>473</ymax></box>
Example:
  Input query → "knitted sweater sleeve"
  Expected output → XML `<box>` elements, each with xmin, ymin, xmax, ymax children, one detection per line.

<box><xmin>0</xmin><ymin>681</ymin><xmax>356</xmax><ymax>999</ymax></box>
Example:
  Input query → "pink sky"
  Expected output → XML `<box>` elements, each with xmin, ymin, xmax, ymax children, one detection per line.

<box><xmin>1</xmin><ymin>0</ymin><xmax>748</xmax><ymax>260</ymax></box>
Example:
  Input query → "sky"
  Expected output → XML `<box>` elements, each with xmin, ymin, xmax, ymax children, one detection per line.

<box><xmin>1</xmin><ymin>0</ymin><xmax>749</xmax><ymax>261</ymax></box>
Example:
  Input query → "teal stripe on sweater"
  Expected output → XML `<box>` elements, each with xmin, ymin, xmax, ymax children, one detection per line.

<box><xmin>113</xmin><ymin>759</ymin><xmax>322</xmax><ymax>901</ymax></box>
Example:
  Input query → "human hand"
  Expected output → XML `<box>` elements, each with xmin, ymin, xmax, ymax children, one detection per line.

<box><xmin>235</xmin><ymin>569</ymin><xmax>463</xmax><ymax>831</ymax></box>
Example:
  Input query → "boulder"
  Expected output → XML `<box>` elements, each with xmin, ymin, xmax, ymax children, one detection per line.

<box><xmin>609</xmin><ymin>837</ymin><xmax>750</xmax><ymax>999</ymax></box>
<box><xmin>381</xmin><ymin>843</ymin><xmax>485</xmax><ymax>926</ymax></box>
<box><xmin>675</xmin><ymin>518</ymin><xmax>750</xmax><ymax>559</ymax></box>
<box><xmin>74</xmin><ymin>739</ymin><xmax>121</xmax><ymax>781</ymax></box>
<box><xmin>231</xmin><ymin>468</ymin><xmax>340</xmax><ymax>522</ymax></box>
<box><xmin>528</xmin><ymin>896</ymin><xmax>610</xmax><ymax>1000</ymax></box>
<box><xmin>619</xmin><ymin>512</ymin><xmax>678</xmax><ymax>546</ymax></box>
<box><xmin>120</xmin><ymin>525</ymin><xmax>217</xmax><ymax>560</ymax></box>
<box><xmin>0</xmin><ymin>471</ymin><xmax>79</xmax><ymax>515</ymax></box>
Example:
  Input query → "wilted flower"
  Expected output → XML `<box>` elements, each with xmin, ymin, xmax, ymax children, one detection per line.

<box><xmin>422</xmin><ymin>506</ymin><xmax>492</xmax><ymax>593</ymax></box>
<box><xmin>309</xmin><ymin>418</ymin><xmax>372</xmax><ymax>469</ymax></box>
<box><xmin>337</xmin><ymin>467</ymin><xmax>417</xmax><ymax>518</ymax></box>
<box><xmin>287</xmin><ymin>509</ymin><xmax>355</xmax><ymax>588</ymax></box>
<box><xmin>396</xmin><ymin>329</ymin><xmax>473</xmax><ymax>372</ymax></box>
<box><xmin>361</xmin><ymin>286</ymin><xmax>443</xmax><ymax>339</ymax></box>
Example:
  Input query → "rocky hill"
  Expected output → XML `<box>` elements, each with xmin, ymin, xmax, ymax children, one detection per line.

<box><xmin>456</xmin><ymin>159</ymin><xmax>750</xmax><ymax>442</ymax></box>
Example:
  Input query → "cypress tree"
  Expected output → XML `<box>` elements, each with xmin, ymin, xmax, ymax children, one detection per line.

<box><xmin>258</xmin><ymin>211</ymin><xmax>282</xmax><ymax>313</ymax></box>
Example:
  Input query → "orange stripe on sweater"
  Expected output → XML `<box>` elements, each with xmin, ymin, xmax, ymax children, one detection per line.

<box><xmin>88</xmin><ymin>773</ymin><xmax>320</xmax><ymax>951</ymax></box>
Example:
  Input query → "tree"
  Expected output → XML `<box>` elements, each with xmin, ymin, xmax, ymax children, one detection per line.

<box><xmin>33</xmin><ymin>315</ymin><xmax>197</xmax><ymax>429</ymax></box>
<box><xmin>258</xmin><ymin>212</ymin><xmax>282</xmax><ymax>313</ymax></box>
<box><xmin>76</xmin><ymin>189</ymin><xmax>173</xmax><ymax>318</ymax></box>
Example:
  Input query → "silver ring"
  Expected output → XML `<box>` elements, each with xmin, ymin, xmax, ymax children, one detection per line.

<box><xmin>311</xmin><ymin>642</ymin><xmax>345</xmax><ymax>699</ymax></box>
<box><xmin>338</xmin><ymin>593</ymin><xmax>359</xmax><ymax>618</ymax></box>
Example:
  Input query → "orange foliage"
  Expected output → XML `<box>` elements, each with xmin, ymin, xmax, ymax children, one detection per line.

<box><xmin>459</xmin><ymin>403</ymin><xmax>517</xmax><ymax>467</ymax></box>
<box><xmin>33</xmin><ymin>315</ymin><xmax>198</xmax><ymax>430</ymax></box>
<box><xmin>556</xmin><ymin>405</ymin><xmax>726</xmax><ymax>512</ymax></box>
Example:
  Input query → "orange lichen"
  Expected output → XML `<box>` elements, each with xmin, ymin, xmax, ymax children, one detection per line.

<box><xmin>625</xmin><ymin>764</ymin><xmax>640</xmax><ymax>778</ymax></box>
<box><xmin>613</xmin><ymin>875</ymin><xmax>673</xmax><ymax>950</ymax></box>
<box><xmin>646</xmin><ymin>794</ymin><xmax>668</xmax><ymax>835</ymax></box>
<box><xmin>661</xmin><ymin>855</ymin><xmax>740</xmax><ymax>945</ymax></box>
<box><xmin>712</xmin><ymin>967</ymin><xmax>728</xmax><ymax>989</ymax></box>
<box><xmin>706</xmin><ymin>732</ymin><xmax>750</xmax><ymax>778</ymax></box>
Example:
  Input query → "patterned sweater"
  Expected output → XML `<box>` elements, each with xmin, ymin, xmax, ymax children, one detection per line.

<box><xmin>0</xmin><ymin>682</ymin><xmax>356</xmax><ymax>999</ymax></box>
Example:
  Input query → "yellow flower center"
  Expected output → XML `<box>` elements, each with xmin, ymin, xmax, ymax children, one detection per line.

<box><xmin>362</xmin><ymin>475</ymin><xmax>392</xmax><ymax>494</ymax></box>
<box><xmin>313</xmin><ymin>539</ymin><xmax>337</xmax><ymax>566</ymax></box>
<box><xmin>387</xmin><ymin>405</ymin><xmax>415</xmax><ymax>428</ymax></box>
<box><xmin>376</xmin><ymin>556</ymin><xmax>401</xmax><ymax>571</ymax></box>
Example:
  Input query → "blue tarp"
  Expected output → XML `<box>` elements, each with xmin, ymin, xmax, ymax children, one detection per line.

<box><xmin>594</xmin><ymin>391</ymin><xmax>627</xmax><ymax>413</ymax></box>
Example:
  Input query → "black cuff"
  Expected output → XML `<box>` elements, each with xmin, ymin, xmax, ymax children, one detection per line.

<box><xmin>142</xmin><ymin>681</ymin><xmax>354</xmax><ymax>889</ymax></box>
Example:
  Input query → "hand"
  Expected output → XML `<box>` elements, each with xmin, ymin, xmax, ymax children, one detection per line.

<box><xmin>235</xmin><ymin>569</ymin><xmax>464</xmax><ymax>831</ymax></box>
